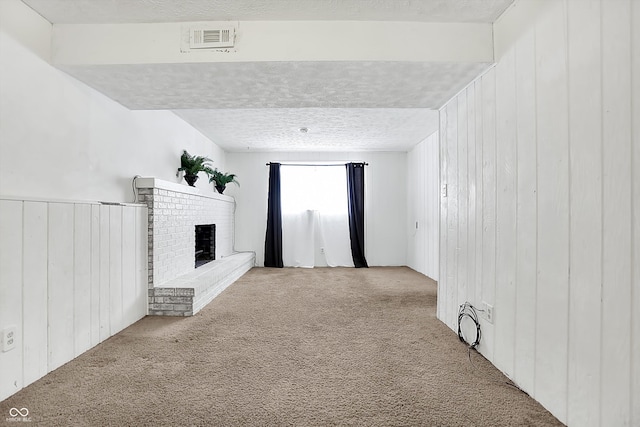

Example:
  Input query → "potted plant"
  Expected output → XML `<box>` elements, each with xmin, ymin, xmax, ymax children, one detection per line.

<box><xmin>209</xmin><ymin>169</ymin><xmax>239</xmax><ymax>194</ymax></box>
<box><xmin>177</xmin><ymin>150</ymin><xmax>214</xmax><ymax>186</ymax></box>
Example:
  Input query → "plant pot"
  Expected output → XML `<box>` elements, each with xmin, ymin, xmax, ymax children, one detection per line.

<box><xmin>215</xmin><ymin>184</ymin><xmax>226</xmax><ymax>194</ymax></box>
<box><xmin>184</xmin><ymin>174</ymin><xmax>199</xmax><ymax>187</ymax></box>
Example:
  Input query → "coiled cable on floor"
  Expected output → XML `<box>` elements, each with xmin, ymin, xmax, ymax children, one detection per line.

<box><xmin>457</xmin><ymin>302</ymin><xmax>481</xmax><ymax>349</ymax></box>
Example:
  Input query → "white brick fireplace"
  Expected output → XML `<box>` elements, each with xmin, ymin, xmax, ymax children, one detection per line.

<box><xmin>135</xmin><ymin>177</ymin><xmax>254</xmax><ymax>316</ymax></box>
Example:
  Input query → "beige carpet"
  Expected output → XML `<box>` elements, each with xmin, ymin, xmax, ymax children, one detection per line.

<box><xmin>1</xmin><ymin>267</ymin><xmax>562</xmax><ymax>426</ymax></box>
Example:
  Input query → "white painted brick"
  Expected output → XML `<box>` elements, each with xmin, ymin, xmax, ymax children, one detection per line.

<box><xmin>143</xmin><ymin>183</ymin><xmax>235</xmax><ymax>291</ymax></box>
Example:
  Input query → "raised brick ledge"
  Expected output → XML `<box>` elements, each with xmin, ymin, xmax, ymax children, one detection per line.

<box><xmin>135</xmin><ymin>177</ymin><xmax>234</xmax><ymax>203</ymax></box>
<box><xmin>148</xmin><ymin>252</ymin><xmax>255</xmax><ymax>316</ymax></box>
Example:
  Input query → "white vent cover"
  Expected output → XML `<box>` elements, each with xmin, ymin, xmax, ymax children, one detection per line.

<box><xmin>190</xmin><ymin>26</ymin><xmax>235</xmax><ymax>49</ymax></box>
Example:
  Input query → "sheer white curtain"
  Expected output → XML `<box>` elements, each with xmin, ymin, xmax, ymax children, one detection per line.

<box><xmin>281</xmin><ymin>165</ymin><xmax>354</xmax><ymax>267</ymax></box>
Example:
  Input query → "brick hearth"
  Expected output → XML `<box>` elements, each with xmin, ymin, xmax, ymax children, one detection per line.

<box><xmin>135</xmin><ymin>177</ymin><xmax>254</xmax><ymax>316</ymax></box>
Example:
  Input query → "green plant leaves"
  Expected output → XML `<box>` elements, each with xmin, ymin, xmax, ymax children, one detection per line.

<box><xmin>209</xmin><ymin>169</ymin><xmax>239</xmax><ymax>186</ymax></box>
<box><xmin>178</xmin><ymin>150</ymin><xmax>214</xmax><ymax>177</ymax></box>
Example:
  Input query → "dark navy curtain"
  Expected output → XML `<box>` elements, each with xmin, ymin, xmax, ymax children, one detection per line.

<box><xmin>346</xmin><ymin>163</ymin><xmax>368</xmax><ymax>268</ymax></box>
<box><xmin>264</xmin><ymin>163</ymin><xmax>283</xmax><ymax>268</ymax></box>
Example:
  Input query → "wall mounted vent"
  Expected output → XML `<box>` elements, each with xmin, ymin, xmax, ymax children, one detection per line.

<box><xmin>190</xmin><ymin>26</ymin><xmax>235</xmax><ymax>49</ymax></box>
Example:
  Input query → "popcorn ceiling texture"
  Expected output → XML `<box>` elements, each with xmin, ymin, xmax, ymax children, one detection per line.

<box><xmin>61</xmin><ymin>61</ymin><xmax>490</xmax><ymax>110</ymax></box>
<box><xmin>24</xmin><ymin>0</ymin><xmax>505</xmax><ymax>152</ymax></box>
<box><xmin>23</xmin><ymin>0</ymin><xmax>514</xmax><ymax>24</ymax></box>
<box><xmin>60</xmin><ymin>61</ymin><xmax>483</xmax><ymax>151</ymax></box>
<box><xmin>174</xmin><ymin>108</ymin><xmax>440</xmax><ymax>152</ymax></box>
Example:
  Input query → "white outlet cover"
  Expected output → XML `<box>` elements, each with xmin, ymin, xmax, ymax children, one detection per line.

<box><xmin>484</xmin><ymin>303</ymin><xmax>494</xmax><ymax>324</ymax></box>
<box><xmin>1</xmin><ymin>326</ymin><xmax>17</xmax><ymax>352</ymax></box>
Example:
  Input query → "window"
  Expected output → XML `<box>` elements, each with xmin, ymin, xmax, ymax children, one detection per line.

<box><xmin>280</xmin><ymin>165</ymin><xmax>353</xmax><ymax>268</ymax></box>
<box><xmin>280</xmin><ymin>165</ymin><xmax>348</xmax><ymax>215</ymax></box>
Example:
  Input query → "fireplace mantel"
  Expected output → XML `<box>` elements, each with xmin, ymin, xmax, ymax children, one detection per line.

<box><xmin>134</xmin><ymin>177</ymin><xmax>233</xmax><ymax>202</ymax></box>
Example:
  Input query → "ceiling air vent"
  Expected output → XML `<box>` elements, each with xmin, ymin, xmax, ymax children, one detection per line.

<box><xmin>190</xmin><ymin>26</ymin><xmax>235</xmax><ymax>49</ymax></box>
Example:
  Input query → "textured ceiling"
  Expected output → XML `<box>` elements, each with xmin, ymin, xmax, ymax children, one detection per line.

<box><xmin>59</xmin><ymin>60</ymin><xmax>484</xmax><ymax>151</ymax></box>
<box><xmin>21</xmin><ymin>0</ymin><xmax>511</xmax><ymax>152</ymax></box>
<box><xmin>174</xmin><ymin>108</ymin><xmax>440</xmax><ymax>152</ymax></box>
<box><xmin>60</xmin><ymin>61</ymin><xmax>490</xmax><ymax>110</ymax></box>
<box><xmin>23</xmin><ymin>0</ymin><xmax>514</xmax><ymax>24</ymax></box>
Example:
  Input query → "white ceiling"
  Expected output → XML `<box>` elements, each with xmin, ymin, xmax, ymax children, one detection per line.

<box><xmin>60</xmin><ymin>61</ymin><xmax>489</xmax><ymax>110</ymax></box>
<box><xmin>173</xmin><ymin>108</ymin><xmax>441</xmax><ymax>152</ymax></box>
<box><xmin>23</xmin><ymin>0</ymin><xmax>514</xmax><ymax>24</ymax></box>
<box><xmin>22</xmin><ymin>0</ymin><xmax>514</xmax><ymax>152</ymax></box>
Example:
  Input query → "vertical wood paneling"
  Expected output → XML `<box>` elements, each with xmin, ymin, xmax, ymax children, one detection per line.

<box><xmin>457</xmin><ymin>93</ymin><xmax>469</xmax><ymax>309</ymax></box>
<box><xmin>419</xmin><ymin>142</ymin><xmax>426</xmax><ymax>275</ymax></box>
<box><xmin>418</xmin><ymin>144</ymin><xmax>424</xmax><ymax>273</ymax></box>
<box><xmin>136</xmin><ymin>206</ymin><xmax>148</xmax><ymax>316</ymax></box>
<box><xmin>47</xmin><ymin>203</ymin><xmax>75</xmax><ymax>371</ymax></box>
<box><xmin>420</xmin><ymin>139</ymin><xmax>428</xmax><ymax>275</ymax></box>
<box><xmin>0</xmin><ymin>199</ymin><xmax>148</xmax><ymax>402</ymax></box>
<box><xmin>90</xmin><ymin>204</ymin><xmax>101</xmax><ymax>346</ymax></box>
<box><xmin>632</xmin><ymin>3</ymin><xmax>640</xmax><ymax>424</ymax></box>
<box><xmin>436</xmin><ymin>1</ymin><xmax>638</xmax><ymax>425</ymax></box>
<box><xmin>427</xmin><ymin>137</ymin><xmax>435</xmax><ymax>277</ymax></box>
<box><xmin>99</xmin><ymin>205</ymin><xmax>110</xmax><ymax>341</ymax></box>
<box><xmin>446</xmin><ymin>100</ymin><xmax>459</xmax><ymax>329</ymax></box>
<box><xmin>438</xmin><ymin>108</ymin><xmax>448</xmax><ymax>322</ymax></box>
<box><xmin>534</xmin><ymin>1</ymin><xmax>570</xmax><ymax>420</ymax></box>
<box><xmin>407</xmin><ymin>147</ymin><xmax>415</xmax><ymax>268</ymax></box>
<box><xmin>73</xmin><ymin>204</ymin><xmax>92</xmax><ymax>357</ymax></box>
<box><xmin>0</xmin><ymin>200</ymin><xmax>23</xmax><ymax>401</ymax></box>
<box><xmin>22</xmin><ymin>202</ymin><xmax>48</xmax><ymax>385</ymax></box>
<box><xmin>406</xmin><ymin>147</ymin><xmax>416</xmax><ymax>269</ymax></box>
<box><xmin>425</xmin><ymin>137</ymin><xmax>431</xmax><ymax>276</ymax></box>
<box><xmin>513</xmin><ymin>26</ymin><xmax>537</xmax><ymax>395</ymax></box>
<box><xmin>601</xmin><ymin>1</ymin><xmax>632</xmax><ymax>424</ymax></box>
<box><xmin>480</xmin><ymin>69</ymin><xmax>497</xmax><ymax>360</ymax></box>
<box><xmin>408</xmin><ymin>140</ymin><xmax>427</xmax><ymax>275</ymax></box>
<box><xmin>494</xmin><ymin>46</ymin><xmax>518</xmax><ymax>377</ymax></box>
<box><xmin>109</xmin><ymin>205</ymin><xmax>123</xmax><ymax>334</ymax></box>
<box><xmin>474</xmin><ymin>80</ymin><xmax>484</xmax><ymax>309</ymax></box>
<box><xmin>429</xmin><ymin>133</ymin><xmax>440</xmax><ymax>281</ymax></box>
<box><xmin>121</xmin><ymin>207</ymin><xmax>137</xmax><ymax>326</ymax></box>
<box><xmin>566</xmin><ymin>1</ymin><xmax>602</xmax><ymax>425</ymax></box>
<box><xmin>467</xmin><ymin>86</ymin><xmax>477</xmax><ymax>308</ymax></box>
<box><xmin>418</xmin><ymin>141</ymin><xmax>426</xmax><ymax>274</ymax></box>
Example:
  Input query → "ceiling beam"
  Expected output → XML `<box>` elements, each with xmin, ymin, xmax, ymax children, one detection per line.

<box><xmin>51</xmin><ymin>20</ymin><xmax>494</xmax><ymax>66</ymax></box>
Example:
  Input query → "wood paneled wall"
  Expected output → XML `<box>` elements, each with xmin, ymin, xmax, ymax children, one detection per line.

<box><xmin>438</xmin><ymin>1</ymin><xmax>640</xmax><ymax>425</ymax></box>
<box><xmin>407</xmin><ymin>131</ymin><xmax>440</xmax><ymax>281</ymax></box>
<box><xmin>0</xmin><ymin>199</ymin><xmax>147</xmax><ymax>401</ymax></box>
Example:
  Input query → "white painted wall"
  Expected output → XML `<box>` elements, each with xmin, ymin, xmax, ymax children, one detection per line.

<box><xmin>0</xmin><ymin>0</ymin><xmax>226</xmax><ymax>204</ymax></box>
<box><xmin>226</xmin><ymin>151</ymin><xmax>407</xmax><ymax>267</ymax></box>
<box><xmin>0</xmin><ymin>199</ymin><xmax>148</xmax><ymax>401</ymax></box>
<box><xmin>406</xmin><ymin>131</ymin><xmax>439</xmax><ymax>281</ymax></box>
<box><xmin>437</xmin><ymin>1</ymin><xmax>640</xmax><ymax>425</ymax></box>
<box><xmin>0</xmin><ymin>0</ymin><xmax>224</xmax><ymax>402</ymax></box>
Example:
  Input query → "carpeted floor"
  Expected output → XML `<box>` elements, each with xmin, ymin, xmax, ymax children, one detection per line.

<box><xmin>1</xmin><ymin>267</ymin><xmax>562</xmax><ymax>426</ymax></box>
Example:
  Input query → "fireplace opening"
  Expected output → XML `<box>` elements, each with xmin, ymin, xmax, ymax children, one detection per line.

<box><xmin>195</xmin><ymin>224</ymin><xmax>216</xmax><ymax>268</ymax></box>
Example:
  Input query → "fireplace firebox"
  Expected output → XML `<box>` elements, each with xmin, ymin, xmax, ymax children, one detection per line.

<box><xmin>195</xmin><ymin>224</ymin><xmax>216</xmax><ymax>268</ymax></box>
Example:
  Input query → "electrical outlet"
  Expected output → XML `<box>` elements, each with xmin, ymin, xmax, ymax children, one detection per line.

<box><xmin>441</xmin><ymin>184</ymin><xmax>448</xmax><ymax>198</ymax></box>
<box><xmin>1</xmin><ymin>326</ymin><xmax>17</xmax><ymax>352</ymax></box>
<box><xmin>482</xmin><ymin>303</ymin><xmax>494</xmax><ymax>324</ymax></box>
<box><xmin>320</xmin><ymin>247</ymin><xmax>325</xmax><ymax>254</ymax></box>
